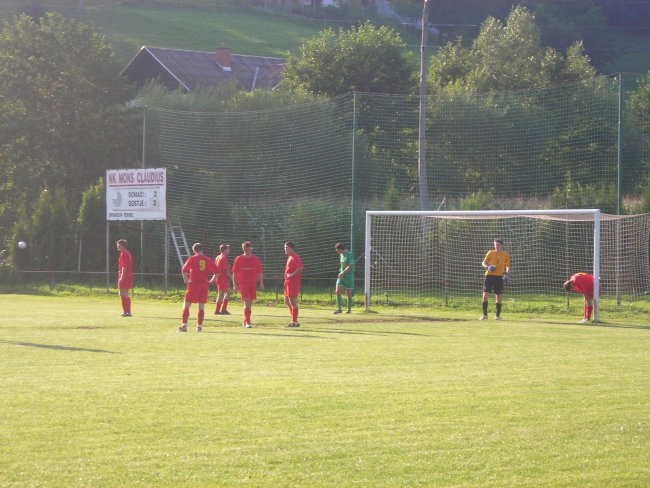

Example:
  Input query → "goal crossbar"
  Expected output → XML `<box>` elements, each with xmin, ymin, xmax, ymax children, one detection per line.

<box><xmin>364</xmin><ymin>209</ymin><xmax>601</xmax><ymax>321</ymax></box>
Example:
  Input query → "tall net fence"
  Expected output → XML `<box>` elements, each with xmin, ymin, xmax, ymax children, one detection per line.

<box><xmin>97</xmin><ymin>77</ymin><xmax>648</xmax><ymax>294</ymax></box>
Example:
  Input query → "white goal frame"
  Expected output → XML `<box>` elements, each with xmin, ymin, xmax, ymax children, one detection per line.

<box><xmin>364</xmin><ymin>209</ymin><xmax>601</xmax><ymax>321</ymax></box>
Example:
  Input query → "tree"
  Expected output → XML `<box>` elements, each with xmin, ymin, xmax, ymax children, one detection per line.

<box><xmin>428</xmin><ymin>6</ymin><xmax>596</xmax><ymax>95</ymax></box>
<box><xmin>282</xmin><ymin>22</ymin><xmax>417</xmax><ymax>96</ymax></box>
<box><xmin>0</xmin><ymin>13</ymin><xmax>139</xmax><ymax>251</ymax></box>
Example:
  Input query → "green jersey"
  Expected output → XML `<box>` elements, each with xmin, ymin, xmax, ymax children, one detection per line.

<box><xmin>337</xmin><ymin>250</ymin><xmax>354</xmax><ymax>289</ymax></box>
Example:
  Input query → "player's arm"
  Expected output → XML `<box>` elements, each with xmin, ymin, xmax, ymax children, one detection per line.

<box><xmin>482</xmin><ymin>256</ymin><xmax>495</xmax><ymax>272</ymax></box>
<box><xmin>258</xmin><ymin>272</ymin><xmax>264</xmax><ymax>290</ymax></box>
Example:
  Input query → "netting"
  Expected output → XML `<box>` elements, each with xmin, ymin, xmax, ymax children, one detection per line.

<box><xmin>131</xmin><ymin>77</ymin><xmax>649</xmax><ymax>288</ymax></box>
<box><xmin>365</xmin><ymin>211</ymin><xmax>650</xmax><ymax>308</ymax></box>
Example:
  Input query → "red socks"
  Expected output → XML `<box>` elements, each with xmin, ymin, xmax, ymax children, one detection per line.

<box><xmin>121</xmin><ymin>296</ymin><xmax>131</xmax><ymax>314</ymax></box>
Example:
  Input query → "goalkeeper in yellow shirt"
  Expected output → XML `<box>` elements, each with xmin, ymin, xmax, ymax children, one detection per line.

<box><xmin>480</xmin><ymin>238</ymin><xmax>511</xmax><ymax>321</ymax></box>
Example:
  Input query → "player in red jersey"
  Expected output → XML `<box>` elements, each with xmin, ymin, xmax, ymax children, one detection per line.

<box><xmin>213</xmin><ymin>244</ymin><xmax>234</xmax><ymax>315</ymax></box>
<box><xmin>179</xmin><ymin>243</ymin><xmax>218</xmax><ymax>332</ymax></box>
<box><xmin>563</xmin><ymin>272</ymin><xmax>596</xmax><ymax>324</ymax></box>
<box><xmin>283</xmin><ymin>241</ymin><xmax>304</xmax><ymax>328</ymax></box>
<box><xmin>231</xmin><ymin>241</ymin><xmax>264</xmax><ymax>328</ymax></box>
<box><xmin>116</xmin><ymin>239</ymin><xmax>133</xmax><ymax>317</ymax></box>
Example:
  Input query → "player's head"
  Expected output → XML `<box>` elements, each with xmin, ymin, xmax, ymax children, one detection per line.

<box><xmin>219</xmin><ymin>244</ymin><xmax>230</xmax><ymax>254</ymax></box>
<box><xmin>494</xmin><ymin>238</ymin><xmax>504</xmax><ymax>250</ymax></box>
<box><xmin>284</xmin><ymin>241</ymin><xmax>296</xmax><ymax>255</ymax></box>
<box><xmin>242</xmin><ymin>241</ymin><xmax>253</xmax><ymax>253</ymax></box>
<box><xmin>334</xmin><ymin>242</ymin><xmax>346</xmax><ymax>253</ymax></box>
<box><xmin>116</xmin><ymin>239</ymin><xmax>127</xmax><ymax>249</ymax></box>
<box><xmin>563</xmin><ymin>280</ymin><xmax>573</xmax><ymax>292</ymax></box>
<box><xmin>192</xmin><ymin>242</ymin><xmax>203</xmax><ymax>254</ymax></box>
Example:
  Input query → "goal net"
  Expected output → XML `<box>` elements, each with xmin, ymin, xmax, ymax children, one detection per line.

<box><xmin>364</xmin><ymin>210</ymin><xmax>650</xmax><ymax>318</ymax></box>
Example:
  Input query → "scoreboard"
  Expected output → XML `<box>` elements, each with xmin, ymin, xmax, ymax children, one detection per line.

<box><xmin>106</xmin><ymin>168</ymin><xmax>166</xmax><ymax>221</ymax></box>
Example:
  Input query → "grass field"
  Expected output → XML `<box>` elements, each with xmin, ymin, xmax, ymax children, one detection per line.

<box><xmin>1</xmin><ymin>294</ymin><xmax>649</xmax><ymax>487</ymax></box>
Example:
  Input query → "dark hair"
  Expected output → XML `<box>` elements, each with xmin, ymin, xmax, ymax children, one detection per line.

<box><xmin>563</xmin><ymin>281</ymin><xmax>573</xmax><ymax>292</ymax></box>
<box><xmin>284</xmin><ymin>241</ymin><xmax>296</xmax><ymax>249</ymax></box>
<box><xmin>334</xmin><ymin>242</ymin><xmax>346</xmax><ymax>250</ymax></box>
<box><xmin>192</xmin><ymin>242</ymin><xmax>203</xmax><ymax>253</ymax></box>
<box><xmin>219</xmin><ymin>244</ymin><xmax>230</xmax><ymax>253</ymax></box>
<box><xmin>242</xmin><ymin>241</ymin><xmax>252</xmax><ymax>250</ymax></box>
<box><xmin>494</xmin><ymin>239</ymin><xmax>504</xmax><ymax>245</ymax></box>
<box><xmin>116</xmin><ymin>239</ymin><xmax>127</xmax><ymax>247</ymax></box>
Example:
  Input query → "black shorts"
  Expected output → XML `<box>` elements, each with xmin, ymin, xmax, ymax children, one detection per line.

<box><xmin>483</xmin><ymin>275</ymin><xmax>505</xmax><ymax>294</ymax></box>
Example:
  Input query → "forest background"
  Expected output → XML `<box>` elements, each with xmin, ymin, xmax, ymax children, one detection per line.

<box><xmin>1</xmin><ymin>0</ymin><xmax>650</xmax><ymax>280</ymax></box>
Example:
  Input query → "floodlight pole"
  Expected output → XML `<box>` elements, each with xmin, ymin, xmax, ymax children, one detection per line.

<box><xmin>418</xmin><ymin>0</ymin><xmax>431</xmax><ymax>211</ymax></box>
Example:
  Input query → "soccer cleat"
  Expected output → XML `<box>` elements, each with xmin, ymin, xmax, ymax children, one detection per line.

<box><xmin>219</xmin><ymin>310</ymin><xmax>231</xmax><ymax>315</ymax></box>
<box><xmin>345</xmin><ymin>310</ymin><xmax>351</xmax><ymax>314</ymax></box>
<box><xmin>177</xmin><ymin>325</ymin><xmax>188</xmax><ymax>332</ymax></box>
<box><xmin>286</xmin><ymin>322</ymin><xmax>300</xmax><ymax>328</ymax></box>
<box><xmin>120</xmin><ymin>312</ymin><xmax>132</xmax><ymax>317</ymax></box>
<box><xmin>196</xmin><ymin>326</ymin><xmax>202</xmax><ymax>332</ymax></box>
<box><xmin>578</xmin><ymin>318</ymin><xmax>590</xmax><ymax>324</ymax></box>
<box><xmin>495</xmin><ymin>316</ymin><xmax>502</xmax><ymax>320</ymax></box>
<box><xmin>243</xmin><ymin>323</ymin><xmax>252</xmax><ymax>328</ymax></box>
<box><xmin>479</xmin><ymin>315</ymin><xmax>488</xmax><ymax>320</ymax></box>
<box><xmin>333</xmin><ymin>310</ymin><xmax>342</xmax><ymax>314</ymax></box>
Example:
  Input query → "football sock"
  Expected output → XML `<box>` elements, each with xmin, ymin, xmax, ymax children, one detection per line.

<box><xmin>197</xmin><ymin>309</ymin><xmax>204</xmax><ymax>326</ymax></box>
<box><xmin>336</xmin><ymin>294</ymin><xmax>343</xmax><ymax>310</ymax></box>
<box><xmin>244</xmin><ymin>306</ymin><xmax>251</xmax><ymax>324</ymax></box>
<box><xmin>182</xmin><ymin>308</ymin><xmax>190</xmax><ymax>324</ymax></box>
<box><xmin>125</xmin><ymin>297</ymin><xmax>131</xmax><ymax>314</ymax></box>
<box><xmin>482</xmin><ymin>301</ymin><xmax>488</xmax><ymax>315</ymax></box>
<box><xmin>121</xmin><ymin>296</ymin><xmax>128</xmax><ymax>312</ymax></box>
<box><xmin>292</xmin><ymin>307</ymin><xmax>299</xmax><ymax>323</ymax></box>
<box><xmin>215</xmin><ymin>302</ymin><xmax>221</xmax><ymax>314</ymax></box>
<box><xmin>586</xmin><ymin>305</ymin><xmax>593</xmax><ymax>320</ymax></box>
<box><xmin>222</xmin><ymin>298</ymin><xmax>229</xmax><ymax>311</ymax></box>
<box><xmin>496</xmin><ymin>303</ymin><xmax>502</xmax><ymax>317</ymax></box>
<box><xmin>346</xmin><ymin>296</ymin><xmax>352</xmax><ymax>312</ymax></box>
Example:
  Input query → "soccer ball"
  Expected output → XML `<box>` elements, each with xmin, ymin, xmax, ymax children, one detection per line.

<box><xmin>18</xmin><ymin>241</ymin><xmax>27</xmax><ymax>249</ymax></box>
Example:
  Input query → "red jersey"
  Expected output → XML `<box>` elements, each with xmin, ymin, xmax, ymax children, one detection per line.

<box><xmin>214</xmin><ymin>253</ymin><xmax>231</xmax><ymax>289</ymax></box>
<box><xmin>570</xmin><ymin>273</ymin><xmax>595</xmax><ymax>298</ymax></box>
<box><xmin>118</xmin><ymin>249</ymin><xmax>133</xmax><ymax>289</ymax></box>
<box><xmin>182</xmin><ymin>254</ymin><xmax>218</xmax><ymax>284</ymax></box>
<box><xmin>284</xmin><ymin>253</ymin><xmax>303</xmax><ymax>283</ymax></box>
<box><xmin>232</xmin><ymin>254</ymin><xmax>263</xmax><ymax>285</ymax></box>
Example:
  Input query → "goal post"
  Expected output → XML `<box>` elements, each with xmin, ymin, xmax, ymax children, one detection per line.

<box><xmin>365</xmin><ymin>209</ymin><xmax>606</xmax><ymax>320</ymax></box>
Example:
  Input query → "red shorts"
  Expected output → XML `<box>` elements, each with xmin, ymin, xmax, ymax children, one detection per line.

<box><xmin>216</xmin><ymin>276</ymin><xmax>230</xmax><ymax>292</ymax></box>
<box><xmin>284</xmin><ymin>279</ymin><xmax>301</xmax><ymax>298</ymax></box>
<box><xmin>185</xmin><ymin>282</ymin><xmax>209</xmax><ymax>303</ymax></box>
<box><xmin>118</xmin><ymin>277</ymin><xmax>132</xmax><ymax>290</ymax></box>
<box><xmin>238</xmin><ymin>281</ymin><xmax>257</xmax><ymax>300</ymax></box>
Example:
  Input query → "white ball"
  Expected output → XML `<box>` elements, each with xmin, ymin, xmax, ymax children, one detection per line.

<box><xmin>18</xmin><ymin>241</ymin><xmax>27</xmax><ymax>249</ymax></box>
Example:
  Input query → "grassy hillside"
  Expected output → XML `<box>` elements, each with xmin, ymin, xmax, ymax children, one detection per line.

<box><xmin>1</xmin><ymin>1</ymin><xmax>648</xmax><ymax>74</ymax></box>
<box><xmin>0</xmin><ymin>1</ymin><xmax>420</xmax><ymax>66</ymax></box>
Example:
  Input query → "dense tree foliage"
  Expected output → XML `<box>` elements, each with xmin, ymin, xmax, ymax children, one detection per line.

<box><xmin>428</xmin><ymin>6</ymin><xmax>595</xmax><ymax>94</ymax></box>
<box><xmin>0</xmin><ymin>13</ymin><xmax>140</xmax><ymax>263</ymax></box>
<box><xmin>282</xmin><ymin>22</ymin><xmax>417</xmax><ymax>96</ymax></box>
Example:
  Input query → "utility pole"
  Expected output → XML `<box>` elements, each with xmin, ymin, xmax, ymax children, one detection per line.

<box><xmin>418</xmin><ymin>0</ymin><xmax>431</xmax><ymax>211</ymax></box>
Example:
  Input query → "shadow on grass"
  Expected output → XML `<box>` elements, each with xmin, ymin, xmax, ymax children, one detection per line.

<box><xmin>534</xmin><ymin>320</ymin><xmax>650</xmax><ymax>331</ymax></box>
<box><xmin>1</xmin><ymin>340</ymin><xmax>119</xmax><ymax>353</ymax></box>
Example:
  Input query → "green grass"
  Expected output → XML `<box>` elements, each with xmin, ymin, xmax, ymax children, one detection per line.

<box><xmin>0</xmin><ymin>1</ymin><xmax>421</xmax><ymax>66</ymax></box>
<box><xmin>1</xmin><ymin>294</ymin><xmax>649</xmax><ymax>487</ymax></box>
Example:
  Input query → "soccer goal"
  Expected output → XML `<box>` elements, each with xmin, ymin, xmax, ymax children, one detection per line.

<box><xmin>364</xmin><ymin>209</ymin><xmax>650</xmax><ymax>319</ymax></box>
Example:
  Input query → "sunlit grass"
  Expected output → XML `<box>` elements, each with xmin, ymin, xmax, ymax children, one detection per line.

<box><xmin>1</xmin><ymin>294</ymin><xmax>649</xmax><ymax>487</ymax></box>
